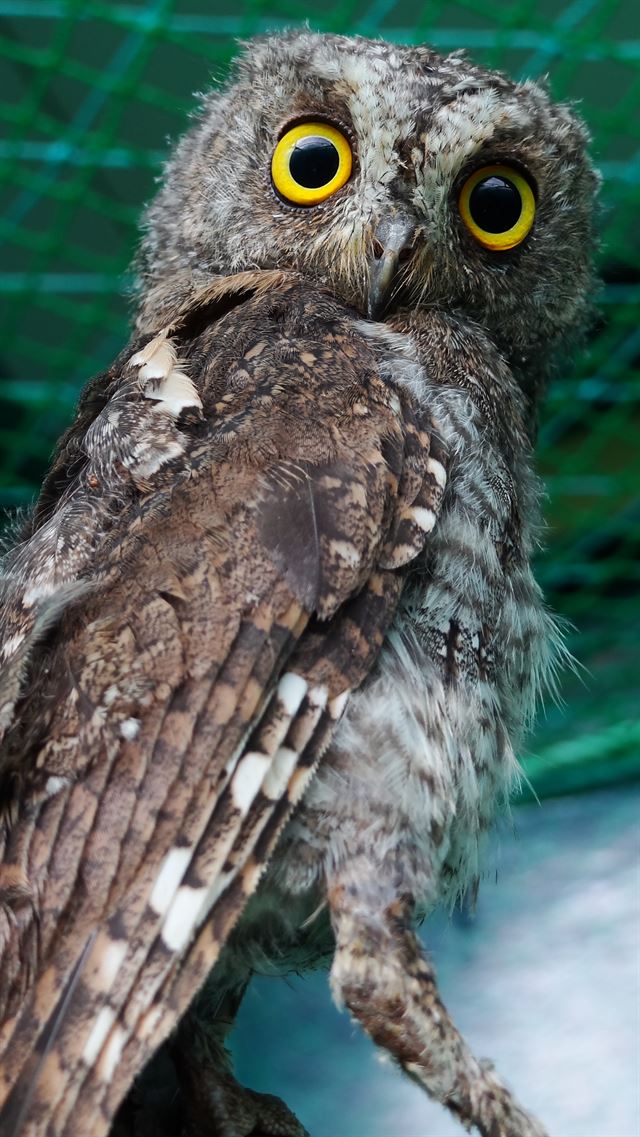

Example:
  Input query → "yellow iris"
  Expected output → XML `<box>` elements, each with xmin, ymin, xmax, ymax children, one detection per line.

<box><xmin>271</xmin><ymin>122</ymin><xmax>353</xmax><ymax>206</ymax></box>
<box><xmin>458</xmin><ymin>164</ymin><xmax>536</xmax><ymax>251</ymax></box>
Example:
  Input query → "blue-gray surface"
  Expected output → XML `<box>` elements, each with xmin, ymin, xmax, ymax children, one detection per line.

<box><xmin>231</xmin><ymin>784</ymin><xmax>640</xmax><ymax>1137</ymax></box>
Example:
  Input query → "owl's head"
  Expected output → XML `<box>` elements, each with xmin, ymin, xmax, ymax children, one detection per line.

<box><xmin>138</xmin><ymin>32</ymin><xmax>598</xmax><ymax>393</ymax></box>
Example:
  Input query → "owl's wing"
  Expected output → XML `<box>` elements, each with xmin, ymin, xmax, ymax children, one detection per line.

<box><xmin>0</xmin><ymin>274</ymin><xmax>447</xmax><ymax>1136</ymax></box>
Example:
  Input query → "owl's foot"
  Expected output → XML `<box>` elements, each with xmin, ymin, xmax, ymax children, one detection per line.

<box><xmin>111</xmin><ymin>988</ymin><xmax>309</xmax><ymax>1137</ymax></box>
<box><xmin>328</xmin><ymin>871</ymin><xmax>548</xmax><ymax>1137</ymax></box>
<box><xmin>178</xmin><ymin>1069</ymin><xmax>309</xmax><ymax>1137</ymax></box>
<box><xmin>170</xmin><ymin>1018</ymin><xmax>309</xmax><ymax>1137</ymax></box>
<box><xmin>110</xmin><ymin>1051</ymin><xmax>308</xmax><ymax>1137</ymax></box>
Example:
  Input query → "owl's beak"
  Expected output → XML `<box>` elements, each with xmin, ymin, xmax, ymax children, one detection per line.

<box><xmin>367</xmin><ymin>212</ymin><xmax>417</xmax><ymax>320</ymax></box>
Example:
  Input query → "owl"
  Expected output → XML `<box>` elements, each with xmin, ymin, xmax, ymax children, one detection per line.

<box><xmin>0</xmin><ymin>30</ymin><xmax>596</xmax><ymax>1137</ymax></box>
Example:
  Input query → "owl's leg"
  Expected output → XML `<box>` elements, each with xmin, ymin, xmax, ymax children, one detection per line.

<box><xmin>171</xmin><ymin>980</ymin><xmax>310</xmax><ymax>1137</ymax></box>
<box><xmin>328</xmin><ymin>871</ymin><xmax>548</xmax><ymax>1137</ymax></box>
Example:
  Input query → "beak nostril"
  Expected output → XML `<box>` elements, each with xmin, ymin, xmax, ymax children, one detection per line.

<box><xmin>372</xmin><ymin>238</ymin><xmax>385</xmax><ymax>260</ymax></box>
<box><xmin>398</xmin><ymin>243</ymin><xmax>415</xmax><ymax>264</ymax></box>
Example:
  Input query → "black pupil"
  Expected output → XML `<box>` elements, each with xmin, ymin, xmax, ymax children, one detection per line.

<box><xmin>289</xmin><ymin>136</ymin><xmax>340</xmax><ymax>188</ymax></box>
<box><xmin>469</xmin><ymin>175</ymin><xmax>523</xmax><ymax>233</ymax></box>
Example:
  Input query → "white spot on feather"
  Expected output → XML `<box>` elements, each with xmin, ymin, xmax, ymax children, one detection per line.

<box><xmin>262</xmin><ymin>746</ymin><xmax>298</xmax><ymax>800</ymax></box>
<box><xmin>97</xmin><ymin>1023</ymin><xmax>126</xmax><ymax>1082</ymax></box>
<box><xmin>97</xmin><ymin>938</ymin><xmax>128</xmax><ymax>987</ymax></box>
<box><xmin>149</xmin><ymin>846</ymin><xmax>192</xmax><ymax>916</ymax></box>
<box><xmin>161</xmin><ymin>884</ymin><xmax>208</xmax><ymax>952</ymax></box>
<box><xmin>83</xmin><ymin>1006</ymin><xmax>116</xmax><ymax>1067</ymax></box>
<box><xmin>410</xmin><ymin>507</ymin><xmax>437</xmax><ymax>532</ymax></box>
<box><xmin>308</xmin><ymin>684</ymin><xmax>329</xmax><ymax>711</ymax></box>
<box><xmin>232</xmin><ymin>751</ymin><xmax>271</xmax><ymax>815</ymax></box>
<box><xmin>329</xmin><ymin>690</ymin><xmax>350</xmax><ymax>721</ymax></box>
<box><xmin>427</xmin><ymin>456</ymin><xmax>447</xmax><ymax>488</ymax></box>
<box><xmin>44</xmin><ymin>775</ymin><xmax>70</xmax><ymax>798</ymax></box>
<box><xmin>131</xmin><ymin>332</ymin><xmax>202</xmax><ymax>417</ymax></box>
<box><xmin>120</xmin><ymin>717</ymin><xmax>140</xmax><ymax>741</ymax></box>
<box><xmin>277</xmin><ymin>673</ymin><xmax>308</xmax><ymax>716</ymax></box>
<box><xmin>130</xmin><ymin>334</ymin><xmax>176</xmax><ymax>377</ymax></box>
<box><xmin>147</xmin><ymin>369</ymin><xmax>202</xmax><ymax>417</ymax></box>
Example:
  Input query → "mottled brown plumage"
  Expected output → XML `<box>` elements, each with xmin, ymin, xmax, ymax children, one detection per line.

<box><xmin>0</xmin><ymin>29</ymin><xmax>597</xmax><ymax>1137</ymax></box>
<box><xmin>0</xmin><ymin>275</ymin><xmax>444</xmax><ymax>1134</ymax></box>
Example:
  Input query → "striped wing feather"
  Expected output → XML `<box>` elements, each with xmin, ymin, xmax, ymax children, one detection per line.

<box><xmin>0</xmin><ymin>275</ymin><xmax>446</xmax><ymax>1136</ymax></box>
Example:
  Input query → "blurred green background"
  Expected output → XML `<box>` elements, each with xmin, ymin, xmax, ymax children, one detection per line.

<box><xmin>1</xmin><ymin>0</ymin><xmax>639</xmax><ymax>799</ymax></box>
<box><xmin>1</xmin><ymin>6</ymin><xmax>639</xmax><ymax>1136</ymax></box>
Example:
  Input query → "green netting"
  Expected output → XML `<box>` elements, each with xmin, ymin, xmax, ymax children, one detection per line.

<box><xmin>1</xmin><ymin>0</ymin><xmax>639</xmax><ymax>796</ymax></box>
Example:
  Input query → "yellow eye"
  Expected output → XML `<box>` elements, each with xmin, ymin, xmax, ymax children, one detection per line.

<box><xmin>271</xmin><ymin>122</ymin><xmax>352</xmax><ymax>206</ymax></box>
<box><xmin>458</xmin><ymin>164</ymin><xmax>536</xmax><ymax>251</ymax></box>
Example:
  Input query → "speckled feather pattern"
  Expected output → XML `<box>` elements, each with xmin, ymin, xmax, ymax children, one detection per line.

<box><xmin>0</xmin><ymin>28</ymin><xmax>597</xmax><ymax>1137</ymax></box>
<box><xmin>0</xmin><ymin>277</ymin><xmax>443</xmax><ymax>1134</ymax></box>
